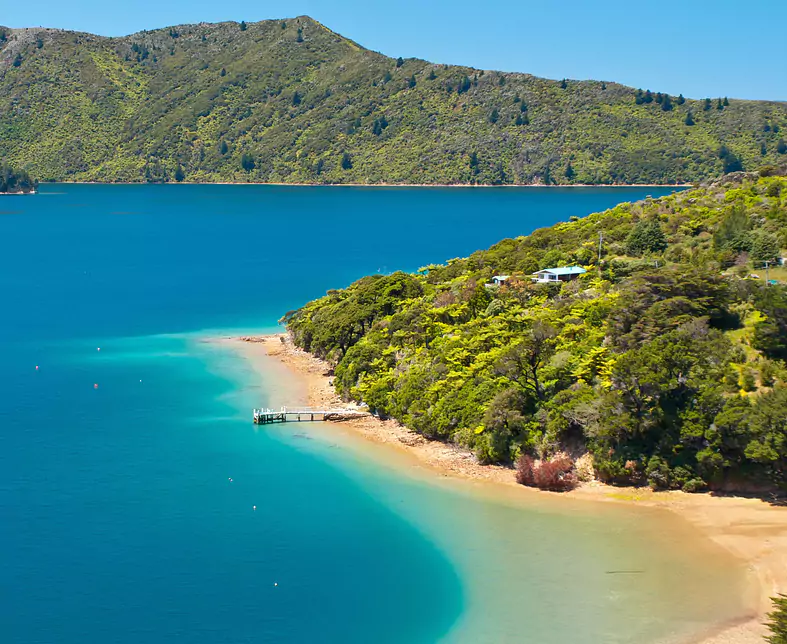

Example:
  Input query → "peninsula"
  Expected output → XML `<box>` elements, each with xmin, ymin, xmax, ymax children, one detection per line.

<box><xmin>284</xmin><ymin>169</ymin><xmax>787</xmax><ymax>494</ymax></box>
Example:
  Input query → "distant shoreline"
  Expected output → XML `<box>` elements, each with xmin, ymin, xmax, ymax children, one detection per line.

<box><xmin>219</xmin><ymin>332</ymin><xmax>787</xmax><ymax>644</ymax></box>
<box><xmin>45</xmin><ymin>181</ymin><xmax>692</xmax><ymax>189</ymax></box>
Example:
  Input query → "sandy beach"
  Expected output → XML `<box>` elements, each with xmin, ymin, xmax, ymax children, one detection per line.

<box><xmin>221</xmin><ymin>332</ymin><xmax>787</xmax><ymax>644</ymax></box>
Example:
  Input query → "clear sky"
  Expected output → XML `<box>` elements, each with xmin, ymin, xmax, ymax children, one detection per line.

<box><xmin>4</xmin><ymin>0</ymin><xmax>786</xmax><ymax>101</ymax></box>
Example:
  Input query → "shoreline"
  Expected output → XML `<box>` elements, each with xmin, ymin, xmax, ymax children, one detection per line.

<box><xmin>44</xmin><ymin>180</ymin><xmax>692</xmax><ymax>188</ymax></box>
<box><xmin>221</xmin><ymin>332</ymin><xmax>787</xmax><ymax>644</ymax></box>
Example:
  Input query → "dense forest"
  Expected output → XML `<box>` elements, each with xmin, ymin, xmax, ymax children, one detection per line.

<box><xmin>1</xmin><ymin>17</ymin><xmax>786</xmax><ymax>185</ymax></box>
<box><xmin>0</xmin><ymin>162</ymin><xmax>37</xmax><ymax>193</ymax></box>
<box><xmin>286</xmin><ymin>169</ymin><xmax>787</xmax><ymax>492</ymax></box>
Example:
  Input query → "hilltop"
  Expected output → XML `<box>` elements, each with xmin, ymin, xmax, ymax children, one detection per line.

<box><xmin>0</xmin><ymin>17</ymin><xmax>786</xmax><ymax>185</ymax></box>
<box><xmin>285</xmin><ymin>169</ymin><xmax>787</xmax><ymax>492</ymax></box>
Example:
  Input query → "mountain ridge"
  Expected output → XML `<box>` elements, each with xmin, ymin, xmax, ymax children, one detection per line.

<box><xmin>1</xmin><ymin>16</ymin><xmax>786</xmax><ymax>185</ymax></box>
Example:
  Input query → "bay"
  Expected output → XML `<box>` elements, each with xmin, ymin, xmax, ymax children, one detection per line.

<box><xmin>1</xmin><ymin>183</ymin><xmax>746</xmax><ymax>644</ymax></box>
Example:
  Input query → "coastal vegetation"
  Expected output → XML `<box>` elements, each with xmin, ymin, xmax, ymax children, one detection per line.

<box><xmin>767</xmin><ymin>595</ymin><xmax>787</xmax><ymax>643</ymax></box>
<box><xmin>1</xmin><ymin>18</ymin><xmax>786</xmax><ymax>185</ymax></box>
<box><xmin>0</xmin><ymin>162</ymin><xmax>37</xmax><ymax>193</ymax></box>
<box><xmin>285</xmin><ymin>170</ymin><xmax>787</xmax><ymax>493</ymax></box>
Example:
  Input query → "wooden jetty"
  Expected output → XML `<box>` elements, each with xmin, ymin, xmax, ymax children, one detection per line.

<box><xmin>253</xmin><ymin>406</ymin><xmax>369</xmax><ymax>424</ymax></box>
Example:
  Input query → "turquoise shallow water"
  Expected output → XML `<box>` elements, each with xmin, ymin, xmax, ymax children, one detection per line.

<box><xmin>0</xmin><ymin>184</ymin><xmax>747</xmax><ymax>643</ymax></box>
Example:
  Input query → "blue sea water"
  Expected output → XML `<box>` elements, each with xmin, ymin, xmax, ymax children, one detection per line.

<box><xmin>0</xmin><ymin>184</ymin><xmax>746</xmax><ymax>644</ymax></box>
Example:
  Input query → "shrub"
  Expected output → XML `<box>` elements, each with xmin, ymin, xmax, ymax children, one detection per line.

<box><xmin>516</xmin><ymin>453</ymin><xmax>577</xmax><ymax>491</ymax></box>
<box><xmin>682</xmin><ymin>478</ymin><xmax>707</xmax><ymax>493</ymax></box>
<box><xmin>646</xmin><ymin>455</ymin><xmax>671</xmax><ymax>489</ymax></box>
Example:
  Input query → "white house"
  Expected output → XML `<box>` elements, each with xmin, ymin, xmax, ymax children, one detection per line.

<box><xmin>531</xmin><ymin>266</ymin><xmax>587</xmax><ymax>283</ymax></box>
<box><xmin>491</xmin><ymin>275</ymin><xmax>510</xmax><ymax>285</ymax></box>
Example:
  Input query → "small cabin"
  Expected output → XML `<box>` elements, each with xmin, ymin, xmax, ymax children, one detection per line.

<box><xmin>491</xmin><ymin>275</ymin><xmax>510</xmax><ymax>286</ymax></box>
<box><xmin>531</xmin><ymin>266</ymin><xmax>587</xmax><ymax>283</ymax></box>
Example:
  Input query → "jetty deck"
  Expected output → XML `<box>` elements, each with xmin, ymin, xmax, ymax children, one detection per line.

<box><xmin>253</xmin><ymin>406</ymin><xmax>369</xmax><ymax>424</ymax></box>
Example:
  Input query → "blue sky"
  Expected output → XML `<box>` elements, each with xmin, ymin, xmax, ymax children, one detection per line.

<box><xmin>4</xmin><ymin>0</ymin><xmax>786</xmax><ymax>101</ymax></box>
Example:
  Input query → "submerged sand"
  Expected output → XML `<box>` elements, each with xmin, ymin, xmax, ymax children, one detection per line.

<box><xmin>217</xmin><ymin>333</ymin><xmax>787</xmax><ymax>644</ymax></box>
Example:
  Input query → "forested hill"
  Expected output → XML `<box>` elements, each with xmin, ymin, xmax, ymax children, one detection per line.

<box><xmin>286</xmin><ymin>170</ymin><xmax>787</xmax><ymax>492</ymax></box>
<box><xmin>1</xmin><ymin>18</ymin><xmax>786</xmax><ymax>185</ymax></box>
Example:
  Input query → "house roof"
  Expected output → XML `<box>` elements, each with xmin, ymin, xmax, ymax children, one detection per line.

<box><xmin>492</xmin><ymin>275</ymin><xmax>510</xmax><ymax>281</ymax></box>
<box><xmin>533</xmin><ymin>266</ymin><xmax>587</xmax><ymax>276</ymax></box>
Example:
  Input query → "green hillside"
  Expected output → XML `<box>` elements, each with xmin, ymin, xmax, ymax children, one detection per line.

<box><xmin>285</xmin><ymin>169</ymin><xmax>787</xmax><ymax>491</ymax></box>
<box><xmin>1</xmin><ymin>17</ymin><xmax>786</xmax><ymax>185</ymax></box>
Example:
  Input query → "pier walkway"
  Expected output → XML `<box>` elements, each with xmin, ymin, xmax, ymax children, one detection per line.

<box><xmin>253</xmin><ymin>407</ymin><xmax>369</xmax><ymax>424</ymax></box>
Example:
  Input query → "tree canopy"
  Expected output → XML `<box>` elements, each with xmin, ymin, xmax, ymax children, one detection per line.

<box><xmin>287</xmin><ymin>171</ymin><xmax>787</xmax><ymax>492</ymax></box>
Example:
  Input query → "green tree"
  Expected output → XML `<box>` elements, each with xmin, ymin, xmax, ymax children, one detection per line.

<box><xmin>494</xmin><ymin>322</ymin><xmax>558</xmax><ymax>401</ymax></box>
<box><xmin>341</xmin><ymin>152</ymin><xmax>352</xmax><ymax>170</ymax></box>
<box><xmin>395</xmin><ymin>57</ymin><xmax>404</xmax><ymax>68</ymax></box>
<box><xmin>750</xmin><ymin>231</ymin><xmax>781</xmax><ymax>263</ymax></box>
<box><xmin>469</xmin><ymin>152</ymin><xmax>479</xmax><ymax>175</ymax></box>
<box><xmin>477</xmin><ymin>388</ymin><xmax>527</xmax><ymax>463</ymax></box>
<box><xmin>661</xmin><ymin>94</ymin><xmax>673</xmax><ymax>111</ymax></box>
<box><xmin>219</xmin><ymin>140</ymin><xmax>228</xmax><ymax>155</ymax></box>
<box><xmin>241</xmin><ymin>153</ymin><xmax>255</xmax><ymax>171</ymax></box>
<box><xmin>408</xmin><ymin>74</ymin><xmax>416</xmax><ymax>88</ymax></box>
<box><xmin>239</xmin><ymin>21</ymin><xmax>247</xmax><ymax>31</ymax></box>
<box><xmin>292</xmin><ymin>91</ymin><xmax>301</xmax><ymax>106</ymax></box>
<box><xmin>12</xmin><ymin>53</ymin><xmax>21</xmax><ymax>67</ymax></box>
<box><xmin>723</xmin><ymin>96</ymin><xmax>729</xmax><ymax>106</ymax></box>
<box><xmin>565</xmin><ymin>162</ymin><xmax>575</xmax><ymax>180</ymax></box>
<box><xmin>560</xmin><ymin>79</ymin><xmax>567</xmax><ymax>89</ymax></box>
<box><xmin>766</xmin><ymin>595</ymin><xmax>787</xmax><ymax>643</ymax></box>
<box><xmin>778</xmin><ymin>140</ymin><xmax>787</xmax><ymax>155</ymax></box>
<box><xmin>677</xmin><ymin>94</ymin><xmax>685</xmax><ymax>105</ymax></box>
<box><xmin>703</xmin><ymin>98</ymin><xmax>712</xmax><ymax>111</ymax></box>
<box><xmin>488</xmin><ymin>108</ymin><xmax>499</xmax><ymax>124</ymax></box>
<box><xmin>685</xmin><ymin>111</ymin><xmax>695</xmax><ymax>126</ymax></box>
<box><xmin>753</xmin><ymin>287</ymin><xmax>787</xmax><ymax>360</ymax></box>
<box><xmin>723</xmin><ymin>153</ymin><xmax>743</xmax><ymax>173</ymax></box>
<box><xmin>296</xmin><ymin>28</ymin><xmax>303</xmax><ymax>43</ymax></box>
<box><xmin>626</xmin><ymin>220</ymin><xmax>668</xmax><ymax>255</ymax></box>
<box><xmin>714</xmin><ymin>205</ymin><xmax>751</xmax><ymax>252</ymax></box>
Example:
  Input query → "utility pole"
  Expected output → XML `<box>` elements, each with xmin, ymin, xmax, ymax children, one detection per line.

<box><xmin>598</xmin><ymin>231</ymin><xmax>603</xmax><ymax>278</ymax></box>
<box><xmin>765</xmin><ymin>260</ymin><xmax>770</xmax><ymax>286</ymax></box>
